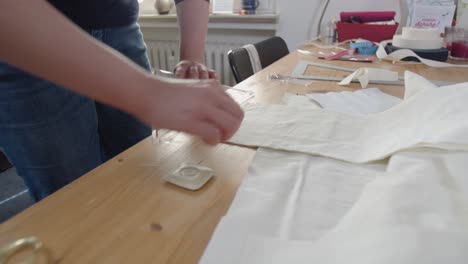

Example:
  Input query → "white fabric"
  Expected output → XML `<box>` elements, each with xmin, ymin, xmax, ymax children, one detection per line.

<box><xmin>202</xmin><ymin>72</ymin><xmax>468</xmax><ymax>264</ymax></box>
<box><xmin>338</xmin><ymin>68</ymin><xmax>399</xmax><ymax>88</ymax></box>
<box><xmin>202</xmin><ymin>79</ymin><xmax>468</xmax><ymax>263</ymax></box>
<box><xmin>403</xmin><ymin>70</ymin><xmax>437</xmax><ymax>100</ymax></box>
<box><xmin>243</xmin><ymin>44</ymin><xmax>263</xmax><ymax>74</ymax></box>
<box><xmin>200</xmin><ymin>149</ymin><xmax>468</xmax><ymax>264</ymax></box>
<box><xmin>239</xmin><ymin>149</ymin><xmax>468</xmax><ymax>264</ymax></box>
<box><xmin>200</xmin><ymin>148</ymin><xmax>385</xmax><ymax>264</ymax></box>
<box><xmin>306</xmin><ymin>88</ymin><xmax>401</xmax><ymax>114</ymax></box>
<box><xmin>229</xmin><ymin>73</ymin><xmax>468</xmax><ymax>163</ymax></box>
<box><xmin>283</xmin><ymin>94</ymin><xmax>320</xmax><ymax>109</ymax></box>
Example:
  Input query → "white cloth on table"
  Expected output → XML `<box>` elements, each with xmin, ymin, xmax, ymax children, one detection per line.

<box><xmin>200</xmin><ymin>149</ymin><xmax>468</xmax><ymax>264</ymax></box>
<box><xmin>404</xmin><ymin>70</ymin><xmax>438</xmax><ymax>100</ymax></box>
<box><xmin>200</xmin><ymin>148</ymin><xmax>386</xmax><ymax>264</ymax></box>
<box><xmin>338</xmin><ymin>68</ymin><xmax>399</xmax><ymax>89</ymax></box>
<box><xmin>201</xmin><ymin>71</ymin><xmax>468</xmax><ymax>264</ymax></box>
<box><xmin>306</xmin><ymin>88</ymin><xmax>401</xmax><ymax>114</ymax></box>
<box><xmin>201</xmin><ymin>92</ymin><xmax>389</xmax><ymax>263</ymax></box>
<box><xmin>239</xmin><ymin>149</ymin><xmax>468</xmax><ymax>264</ymax></box>
<box><xmin>229</xmin><ymin>72</ymin><xmax>468</xmax><ymax>163</ymax></box>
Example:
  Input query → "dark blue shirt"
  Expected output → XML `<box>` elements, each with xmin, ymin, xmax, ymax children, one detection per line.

<box><xmin>48</xmin><ymin>0</ymin><xmax>139</xmax><ymax>29</ymax></box>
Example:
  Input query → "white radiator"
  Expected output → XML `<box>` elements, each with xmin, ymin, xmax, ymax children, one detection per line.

<box><xmin>146</xmin><ymin>40</ymin><xmax>238</xmax><ymax>86</ymax></box>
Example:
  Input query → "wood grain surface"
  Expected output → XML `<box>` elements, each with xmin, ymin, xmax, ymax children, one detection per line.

<box><xmin>1</xmin><ymin>45</ymin><xmax>466</xmax><ymax>263</ymax></box>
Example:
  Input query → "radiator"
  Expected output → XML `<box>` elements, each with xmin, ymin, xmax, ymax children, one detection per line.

<box><xmin>146</xmin><ymin>40</ymin><xmax>238</xmax><ymax>86</ymax></box>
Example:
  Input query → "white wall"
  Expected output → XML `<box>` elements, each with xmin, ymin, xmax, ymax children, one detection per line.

<box><xmin>139</xmin><ymin>0</ymin><xmax>403</xmax><ymax>50</ymax></box>
<box><xmin>276</xmin><ymin>0</ymin><xmax>321</xmax><ymax>50</ymax></box>
<box><xmin>276</xmin><ymin>0</ymin><xmax>402</xmax><ymax>49</ymax></box>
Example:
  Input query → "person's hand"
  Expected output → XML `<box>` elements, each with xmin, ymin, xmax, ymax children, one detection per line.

<box><xmin>174</xmin><ymin>60</ymin><xmax>218</xmax><ymax>80</ymax></box>
<box><xmin>135</xmin><ymin>77</ymin><xmax>243</xmax><ymax>145</ymax></box>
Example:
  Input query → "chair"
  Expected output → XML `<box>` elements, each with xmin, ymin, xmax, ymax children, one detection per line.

<box><xmin>0</xmin><ymin>151</ymin><xmax>12</xmax><ymax>172</ymax></box>
<box><xmin>227</xmin><ymin>36</ymin><xmax>289</xmax><ymax>83</ymax></box>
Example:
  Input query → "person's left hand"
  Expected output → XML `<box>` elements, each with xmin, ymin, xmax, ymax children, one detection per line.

<box><xmin>174</xmin><ymin>60</ymin><xmax>218</xmax><ymax>80</ymax></box>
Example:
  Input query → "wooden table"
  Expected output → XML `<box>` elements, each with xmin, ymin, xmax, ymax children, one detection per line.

<box><xmin>1</xmin><ymin>47</ymin><xmax>467</xmax><ymax>263</ymax></box>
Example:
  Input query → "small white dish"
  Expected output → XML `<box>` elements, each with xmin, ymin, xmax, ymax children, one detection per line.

<box><xmin>164</xmin><ymin>163</ymin><xmax>215</xmax><ymax>190</ymax></box>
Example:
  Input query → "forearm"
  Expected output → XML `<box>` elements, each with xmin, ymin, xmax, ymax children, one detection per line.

<box><xmin>0</xmin><ymin>0</ymin><xmax>157</xmax><ymax>116</ymax></box>
<box><xmin>176</xmin><ymin>0</ymin><xmax>210</xmax><ymax>63</ymax></box>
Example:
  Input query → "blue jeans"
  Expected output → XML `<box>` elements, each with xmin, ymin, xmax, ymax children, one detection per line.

<box><xmin>0</xmin><ymin>23</ymin><xmax>152</xmax><ymax>201</ymax></box>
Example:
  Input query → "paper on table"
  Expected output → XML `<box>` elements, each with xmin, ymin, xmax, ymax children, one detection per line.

<box><xmin>377</xmin><ymin>40</ymin><xmax>468</xmax><ymax>68</ymax></box>
<box><xmin>199</xmin><ymin>148</ymin><xmax>385</xmax><ymax>264</ymax></box>
<box><xmin>338</xmin><ymin>68</ymin><xmax>399</xmax><ymax>88</ymax></box>
<box><xmin>307</xmin><ymin>88</ymin><xmax>402</xmax><ymax>114</ymax></box>
<box><xmin>229</xmin><ymin>72</ymin><xmax>468</xmax><ymax>163</ymax></box>
<box><xmin>238</xmin><ymin>149</ymin><xmax>468</xmax><ymax>264</ymax></box>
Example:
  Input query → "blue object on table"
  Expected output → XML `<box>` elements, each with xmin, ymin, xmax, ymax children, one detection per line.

<box><xmin>351</xmin><ymin>41</ymin><xmax>378</xmax><ymax>55</ymax></box>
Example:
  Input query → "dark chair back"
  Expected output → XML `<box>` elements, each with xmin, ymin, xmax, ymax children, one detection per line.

<box><xmin>0</xmin><ymin>151</ymin><xmax>12</xmax><ymax>172</ymax></box>
<box><xmin>228</xmin><ymin>36</ymin><xmax>289</xmax><ymax>83</ymax></box>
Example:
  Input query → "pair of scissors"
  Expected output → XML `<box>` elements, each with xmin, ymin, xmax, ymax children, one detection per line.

<box><xmin>0</xmin><ymin>237</ymin><xmax>49</xmax><ymax>264</ymax></box>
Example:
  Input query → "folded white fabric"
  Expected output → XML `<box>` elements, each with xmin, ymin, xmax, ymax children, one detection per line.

<box><xmin>338</xmin><ymin>68</ymin><xmax>399</xmax><ymax>88</ymax></box>
<box><xmin>229</xmin><ymin>72</ymin><xmax>468</xmax><ymax>163</ymax></box>
<box><xmin>404</xmin><ymin>70</ymin><xmax>438</xmax><ymax>100</ymax></box>
<box><xmin>306</xmin><ymin>88</ymin><xmax>401</xmax><ymax>114</ymax></box>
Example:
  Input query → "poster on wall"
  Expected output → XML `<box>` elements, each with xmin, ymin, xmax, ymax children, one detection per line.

<box><xmin>409</xmin><ymin>0</ymin><xmax>456</xmax><ymax>32</ymax></box>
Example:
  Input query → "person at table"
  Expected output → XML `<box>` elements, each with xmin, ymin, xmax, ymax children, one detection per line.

<box><xmin>0</xmin><ymin>0</ymin><xmax>244</xmax><ymax>201</ymax></box>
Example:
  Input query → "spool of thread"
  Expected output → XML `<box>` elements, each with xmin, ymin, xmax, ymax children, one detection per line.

<box><xmin>392</xmin><ymin>35</ymin><xmax>443</xmax><ymax>50</ymax></box>
<box><xmin>402</xmin><ymin>27</ymin><xmax>440</xmax><ymax>40</ymax></box>
<box><xmin>392</xmin><ymin>27</ymin><xmax>443</xmax><ymax>50</ymax></box>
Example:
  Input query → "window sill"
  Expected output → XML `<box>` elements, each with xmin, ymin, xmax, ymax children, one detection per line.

<box><xmin>138</xmin><ymin>13</ymin><xmax>279</xmax><ymax>31</ymax></box>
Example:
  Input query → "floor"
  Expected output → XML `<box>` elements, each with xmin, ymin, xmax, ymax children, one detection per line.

<box><xmin>0</xmin><ymin>167</ymin><xmax>34</xmax><ymax>223</ymax></box>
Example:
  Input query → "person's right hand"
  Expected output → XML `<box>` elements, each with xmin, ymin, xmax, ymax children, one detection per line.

<box><xmin>134</xmin><ymin>77</ymin><xmax>244</xmax><ymax>145</ymax></box>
